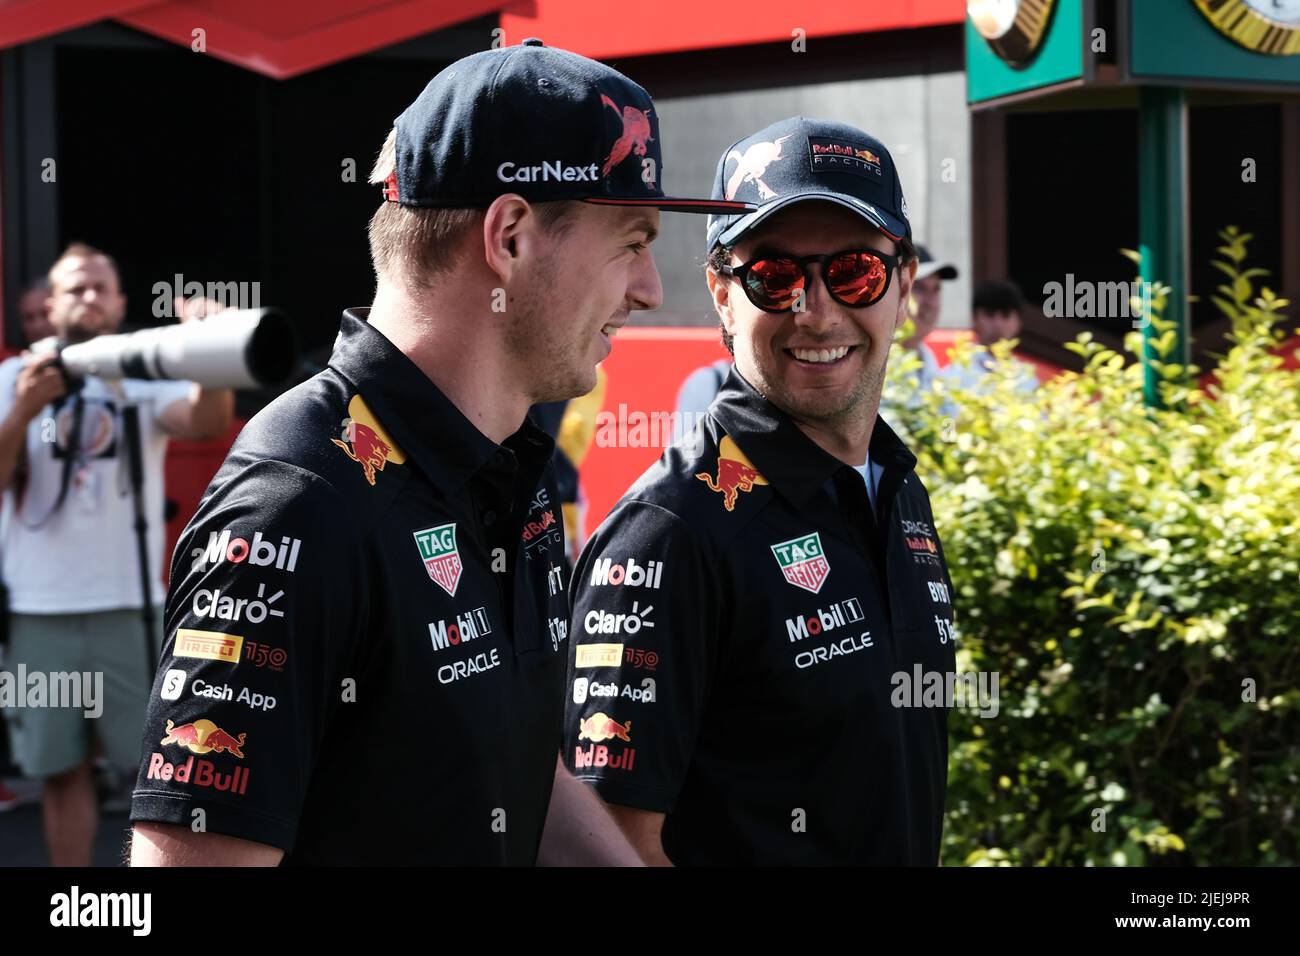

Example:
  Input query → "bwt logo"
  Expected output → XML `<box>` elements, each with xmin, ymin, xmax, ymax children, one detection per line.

<box><xmin>428</xmin><ymin>607</ymin><xmax>492</xmax><ymax>652</ymax></box>
<box><xmin>589</xmin><ymin>557</ymin><xmax>664</xmax><ymax>589</ymax></box>
<box><xmin>584</xmin><ymin>602</ymin><xmax>655</xmax><ymax>636</ymax></box>
<box><xmin>785</xmin><ymin>598</ymin><xmax>865</xmax><ymax>642</ymax></box>
<box><xmin>191</xmin><ymin>529</ymin><xmax>302</xmax><ymax>574</ymax></box>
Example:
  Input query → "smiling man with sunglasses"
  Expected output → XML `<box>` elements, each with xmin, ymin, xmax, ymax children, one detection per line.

<box><xmin>564</xmin><ymin>117</ymin><xmax>957</xmax><ymax>865</ymax></box>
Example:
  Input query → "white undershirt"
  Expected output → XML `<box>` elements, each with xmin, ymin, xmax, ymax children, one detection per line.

<box><xmin>854</xmin><ymin>455</ymin><xmax>885</xmax><ymax>513</ymax></box>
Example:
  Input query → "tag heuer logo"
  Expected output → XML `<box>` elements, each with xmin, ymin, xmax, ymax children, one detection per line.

<box><xmin>414</xmin><ymin>523</ymin><xmax>463</xmax><ymax>597</ymax></box>
<box><xmin>770</xmin><ymin>532</ymin><xmax>830</xmax><ymax>594</ymax></box>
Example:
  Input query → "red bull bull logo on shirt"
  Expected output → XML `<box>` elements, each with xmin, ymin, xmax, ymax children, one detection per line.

<box><xmin>771</xmin><ymin>531</ymin><xmax>831</xmax><ymax>594</ymax></box>
<box><xmin>413</xmin><ymin>522</ymin><xmax>463</xmax><ymax>597</ymax></box>
<box><xmin>696</xmin><ymin>435</ymin><xmax>768</xmax><ymax>511</ymax></box>
<box><xmin>159</xmin><ymin>717</ymin><xmax>247</xmax><ymax>758</ymax></box>
<box><xmin>577</xmin><ymin>711</ymin><xmax>632</xmax><ymax>743</ymax></box>
<box><xmin>332</xmin><ymin>394</ymin><xmax>406</xmax><ymax>487</ymax></box>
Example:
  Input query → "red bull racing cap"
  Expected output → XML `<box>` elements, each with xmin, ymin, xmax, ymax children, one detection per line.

<box><xmin>383</xmin><ymin>39</ymin><xmax>754</xmax><ymax>215</ymax></box>
<box><xmin>705</xmin><ymin>116</ymin><xmax>911</xmax><ymax>252</ymax></box>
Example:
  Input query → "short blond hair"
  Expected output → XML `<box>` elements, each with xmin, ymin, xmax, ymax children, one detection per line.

<box><xmin>367</xmin><ymin>129</ymin><xmax>580</xmax><ymax>285</ymax></box>
<box><xmin>49</xmin><ymin>242</ymin><xmax>120</xmax><ymax>290</ymax></box>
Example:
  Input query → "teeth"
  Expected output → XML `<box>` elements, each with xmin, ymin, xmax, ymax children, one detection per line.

<box><xmin>791</xmin><ymin>346</ymin><xmax>850</xmax><ymax>363</ymax></box>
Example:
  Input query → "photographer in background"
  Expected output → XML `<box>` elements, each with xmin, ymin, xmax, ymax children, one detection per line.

<box><xmin>18</xmin><ymin>278</ymin><xmax>56</xmax><ymax>348</ymax></box>
<box><xmin>0</xmin><ymin>243</ymin><xmax>234</xmax><ymax>865</ymax></box>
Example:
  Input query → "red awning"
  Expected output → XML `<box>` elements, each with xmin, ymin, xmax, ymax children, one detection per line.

<box><xmin>0</xmin><ymin>0</ymin><xmax>963</xmax><ymax>78</ymax></box>
<box><xmin>503</xmin><ymin>0</ymin><xmax>962</xmax><ymax>61</ymax></box>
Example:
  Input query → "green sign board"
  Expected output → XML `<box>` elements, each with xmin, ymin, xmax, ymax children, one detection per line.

<box><xmin>967</xmin><ymin>0</ymin><xmax>1087</xmax><ymax>105</ymax></box>
<box><xmin>1129</xmin><ymin>0</ymin><xmax>1300</xmax><ymax>88</ymax></box>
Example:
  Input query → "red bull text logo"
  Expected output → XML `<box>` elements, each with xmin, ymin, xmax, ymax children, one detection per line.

<box><xmin>574</xmin><ymin>744</ymin><xmax>636</xmax><ymax>771</ymax></box>
<box><xmin>809</xmin><ymin>137</ymin><xmax>884</xmax><ymax>178</ymax></box>
<box><xmin>578</xmin><ymin>711</ymin><xmax>632</xmax><ymax>743</ymax></box>
<box><xmin>332</xmin><ymin>394</ymin><xmax>406</xmax><ymax>486</ymax></box>
<box><xmin>146</xmin><ymin>753</ymin><xmax>250</xmax><ymax>795</ymax></box>
<box><xmin>771</xmin><ymin>531</ymin><xmax>831</xmax><ymax>594</ymax></box>
<box><xmin>413</xmin><ymin>522</ymin><xmax>462</xmax><ymax>597</ymax></box>
<box><xmin>159</xmin><ymin>718</ymin><xmax>247</xmax><ymax>757</ymax></box>
<box><xmin>521</xmin><ymin>510</ymin><xmax>557</xmax><ymax>544</ymax></box>
<box><xmin>696</xmin><ymin>435</ymin><xmax>768</xmax><ymax>511</ymax></box>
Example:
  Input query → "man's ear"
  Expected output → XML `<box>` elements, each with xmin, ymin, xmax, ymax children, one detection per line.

<box><xmin>706</xmin><ymin>266</ymin><xmax>738</xmax><ymax>342</ymax></box>
<box><xmin>893</xmin><ymin>256</ymin><xmax>918</xmax><ymax>332</ymax></box>
<box><xmin>483</xmin><ymin>194</ymin><xmax>536</xmax><ymax>286</ymax></box>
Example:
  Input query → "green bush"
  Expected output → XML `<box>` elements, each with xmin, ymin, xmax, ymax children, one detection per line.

<box><xmin>884</xmin><ymin>228</ymin><xmax>1300</xmax><ymax>865</ymax></box>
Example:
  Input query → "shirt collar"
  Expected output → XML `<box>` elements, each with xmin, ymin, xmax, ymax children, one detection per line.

<box><xmin>708</xmin><ymin>365</ymin><xmax>917</xmax><ymax>509</ymax></box>
<box><xmin>327</xmin><ymin>308</ymin><xmax>554</xmax><ymax>492</ymax></box>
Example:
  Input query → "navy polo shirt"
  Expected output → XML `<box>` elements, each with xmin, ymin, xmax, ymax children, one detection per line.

<box><xmin>131</xmin><ymin>309</ymin><xmax>569</xmax><ymax>864</ymax></box>
<box><xmin>564</xmin><ymin>367</ymin><xmax>956</xmax><ymax>864</ymax></box>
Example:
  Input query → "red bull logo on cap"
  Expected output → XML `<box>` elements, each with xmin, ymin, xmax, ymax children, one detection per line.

<box><xmin>696</xmin><ymin>435</ymin><xmax>768</xmax><ymax>512</ymax></box>
<box><xmin>413</xmin><ymin>522</ymin><xmax>463</xmax><ymax>597</ymax></box>
<box><xmin>332</xmin><ymin>395</ymin><xmax>406</xmax><ymax>487</ymax></box>
<box><xmin>600</xmin><ymin>94</ymin><xmax>654</xmax><ymax>181</ymax></box>
<box><xmin>771</xmin><ymin>531</ymin><xmax>831</xmax><ymax>594</ymax></box>
<box><xmin>159</xmin><ymin>718</ymin><xmax>247</xmax><ymax>758</ymax></box>
<box><xmin>578</xmin><ymin>711</ymin><xmax>632</xmax><ymax>743</ymax></box>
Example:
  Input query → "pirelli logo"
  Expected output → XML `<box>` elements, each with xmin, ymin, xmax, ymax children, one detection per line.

<box><xmin>575</xmin><ymin>643</ymin><xmax>624</xmax><ymax>668</ymax></box>
<box><xmin>174</xmin><ymin>628</ymin><xmax>244</xmax><ymax>664</ymax></box>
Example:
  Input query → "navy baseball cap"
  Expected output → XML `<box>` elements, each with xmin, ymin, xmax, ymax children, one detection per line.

<box><xmin>384</xmin><ymin>39</ymin><xmax>753</xmax><ymax>216</ymax></box>
<box><xmin>705</xmin><ymin>116</ymin><xmax>911</xmax><ymax>252</ymax></box>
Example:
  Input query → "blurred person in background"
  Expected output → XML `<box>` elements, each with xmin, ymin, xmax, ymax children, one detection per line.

<box><xmin>672</xmin><ymin>357</ymin><xmax>732</xmax><ymax>445</ymax></box>
<box><xmin>880</xmin><ymin>243</ymin><xmax>958</xmax><ymax>424</ymax></box>
<box><xmin>940</xmin><ymin>278</ymin><xmax>1038</xmax><ymax>395</ymax></box>
<box><xmin>1</xmin><ymin>277</ymin><xmax>57</xmax><ymax>813</ymax></box>
<box><xmin>899</xmin><ymin>244</ymin><xmax>958</xmax><ymax>390</ymax></box>
<box><xmin>19</xmin><ymin>278</ymin><xmax>56</xmax><ymax>347</ymax></box>
<box><xmin>0</xmin><ymin>243</ymin><xmax>233</xmax><ymax>864</ymax></box>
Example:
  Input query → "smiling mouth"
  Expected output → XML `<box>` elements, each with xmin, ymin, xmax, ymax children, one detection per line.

<box><xmin>786</xmin><ymin>345</ymin><xmax>856</xmax><ymax>365</ymax></box>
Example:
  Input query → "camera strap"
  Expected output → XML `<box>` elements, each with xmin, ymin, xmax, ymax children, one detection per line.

<box><xmin>18</xmin><ymin>392</ymin><xmax>86</xmax><ymax>530</ymax></box>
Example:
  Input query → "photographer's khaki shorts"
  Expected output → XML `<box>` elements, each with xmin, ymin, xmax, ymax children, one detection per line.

<box><xmin>2</xmin><ymin>609</ymin><xmax>161</xmax><ymax>778</ymax></box>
